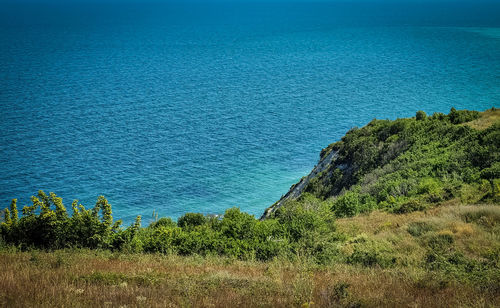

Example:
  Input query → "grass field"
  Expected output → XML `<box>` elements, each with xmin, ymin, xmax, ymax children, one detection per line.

<box><xmin>1</xmin><ymin>201</ymin><xmax>499</xmax><ymax>307</ymax></box>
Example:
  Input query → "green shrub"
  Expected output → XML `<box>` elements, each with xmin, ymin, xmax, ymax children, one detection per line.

<box><xmin>178</xmin><ymin>213</ymin><xmax>207</xmax><ymax>229</ymax></box>
<box><xmin>447</xmin><ymin>108</ymin><xmax>480</xmax><ymax>124</ymax></box>
<box><xmin>416</xmin><ymin>110</ymin><xmax>427</xmax><ymax>121</ymax></box>
<box><xmin>220</xmin><ymin>208</ymin><xmax>256</xmax><ymax>240</ymax></box>
<box><xmin>142</xmin><ymin>226</ymin><xmax>180</xmax><ymax>254</ymax></box>
<box><xmin>254</xmin><ymin>219</ymin><xmax>287</xmax><ymax>261</ymax></box>
<box><xmin>148</xmin><ymin>217</ymin><xmax>176</xmax><ymax>229</ymax></box>
<box><xmin>492</xmin><ymin>179</ymin><xmax>500</xmax><ymax>202</ymax></box>
<box><xmin>0</xmin><ymin>191</ymin><xmax>139</xmax><ymax>251</ymax></box>
<box><xmin>480</xmin><ymin>162</ymin><xmax>500</xmax><ymax>179</ymax></box>
<box><xmin>332</xmin><ymin>191</ymin><xmax>361</xmax><ymax>218</ymax></box>
<box><xmin>417</xmin><ymin>178</ymin><xmax>441</xmax><ymax>195</ymax></box>
<box><xmin>275</xmin><ymin>202</ymin><xmax>335</xmax><ymax>242</ymax></box>
<box><xmin>460</xmin><ymin>180</ymin><xmax>492</xmax><ymax>204</ymax></box>
<box><xmin>393</xmin><ymin>199</ymin><xmax>427</xmax><ymax>214</ymax></box>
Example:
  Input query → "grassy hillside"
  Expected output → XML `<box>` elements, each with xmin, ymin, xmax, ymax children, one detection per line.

<box><xmin>0</xmin><ymin>108</ymin><xmax>499</xmax><ymax>307</ymax></box>
<box><xmin>265</xmin><ymin>107</ymin><xmax>499</xmax><ymax>217</ymax></box>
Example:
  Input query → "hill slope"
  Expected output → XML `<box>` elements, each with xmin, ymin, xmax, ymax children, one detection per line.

<box><xmin>263</xmin><ymin>108</ymin><xmax>500</xmax><ymax>218</ymax></box>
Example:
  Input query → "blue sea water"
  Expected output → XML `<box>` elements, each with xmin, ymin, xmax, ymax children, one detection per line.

<box><xmin>1</xmin><ymin>1</ymin><xmax>499</xmax><ymax>224</ymax></box>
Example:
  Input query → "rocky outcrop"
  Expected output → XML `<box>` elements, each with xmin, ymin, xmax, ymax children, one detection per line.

<box><xmin>261</xmin><ymin>149</ymin><xmax>338</xmax><ymax>219</ymax></box>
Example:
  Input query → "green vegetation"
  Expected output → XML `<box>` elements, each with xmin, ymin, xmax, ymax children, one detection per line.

<box><xmin>0</xmin><ymin>190</ymin><xmax>336</xmax><ymax>262</ymax></box>
<box><xmin>297</xmin><ymin>107</ymin><xmax>499</xmax><ymax>216</ymax></box>
<box><xmin>0</xmin><ymin>107</ymin><xmax>499</xmax><ymax>307</ymax></box>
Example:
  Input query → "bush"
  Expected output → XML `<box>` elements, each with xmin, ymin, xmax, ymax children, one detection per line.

<box><xmin>149</xmin><ymin>217</ymin><xmax>176</xmax><ymax>229</ymax></box>
<box><xmin>142</xmin><ymin>226</ymin><xmax>180</xmax><ymax>254</ymax></box>
<box><xmin>416</xmin><ymin>110</ymin><xmax>427</xmax><ymax>121</ymax></box>
<box><xmin>480</xmin><ymin>162</ymin><xmax>500</xmax><ymax>179</ymax></box>
<box><xmin>174</xmin><ymin>226</ymin><xmax>223</xmax><ymax>256</ymax></box>
<box><xmin>275</xmin><ymin>202</ymin><xmax>335</xmax><ymax>242</ymax></box>
<box><xmin>0</xmin><ymin>191</ymin><xmax>137</xmax><ymax>250</ymax></box>
<box><xmin>332</xmin><ymin>191</ymin><xmax>361</xmax><ymax>218</ymax></box>
<box><xmin>460</xmin><ymin>180</ymin><xmax>491</xmax><ymax>204</ymax></box>
<box><xmin>220</xmin><ymin>208</ymin><xmax>256</xmax><ymax>240</ymax></box>
<box><xmin>254</xmin><ymin>219</ymin><xmax>287</xmax><ymax>260</ymax></box>
<box><xmin>178</xmin><ymin>213</ymin><xmax>207</xmax><ymax>230</ymax></box>
<box><xmin>447</xmin><ymin>108</ymin><xmax>480</xmax><ymax>124</ymax></box>
<box><xmin>393</xmin><ymin>199</ymin><xmax>427</xmax><ymax>214</ymax></box>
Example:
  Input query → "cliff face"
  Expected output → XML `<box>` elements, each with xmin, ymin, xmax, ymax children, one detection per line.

<box><xmin>261</xmin><ymin>150</ymin><xmax>339</xmax><ymax>219</ymax></box>
<box><xmin>262</xmin><ymin>108</ymin><xmax>499</xmax><ymax>219</ymax></box>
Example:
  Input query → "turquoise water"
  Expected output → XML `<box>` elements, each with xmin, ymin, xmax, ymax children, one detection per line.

<box><xmin>1</xmin><ymin>1</ymin><xmax>500</xmax><ymax>224</ymax></box>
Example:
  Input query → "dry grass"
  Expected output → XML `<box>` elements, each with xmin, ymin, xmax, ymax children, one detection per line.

<box><xmin>336</xmin><ymin>201</ymin><xmax>500</xmax><ymax>262</ymax></box>
<box><xmin>1</xmin><ymin>202</ymin><xmax>499</xmax><ymax>307</ymax></box>
<box><xmin>0</xmin><ymin>249</ymin><xmax>498</xmax><ymax>308</ymax></box>
<box><xmin>464</xmin><ymin>108</ymin><xmax>500</xmax><ymax>130</ymax></box>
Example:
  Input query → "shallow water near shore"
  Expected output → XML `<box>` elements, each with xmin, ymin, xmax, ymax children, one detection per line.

<box><xmin>1</xmin><ymin>1</ymin><xmax>499</xmax><ymax>223</ymax></box>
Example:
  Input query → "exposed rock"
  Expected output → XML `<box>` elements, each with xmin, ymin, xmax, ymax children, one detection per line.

<box><xmin>261</xmin><ymin>149</ymin><xmax>338</xmax><ymax>219</ymax></box>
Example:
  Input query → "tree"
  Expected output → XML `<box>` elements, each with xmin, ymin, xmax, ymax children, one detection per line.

<box><xmin>416</xmin><ymin>110</ymin><xmax>426</xmax><ymax>121</ymax></box>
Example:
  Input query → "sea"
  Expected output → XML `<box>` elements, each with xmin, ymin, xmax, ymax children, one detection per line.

<box><xmin>1</xmin><ymin>0</ymin><xmax>499</xmax><ymax>224</ymax></box>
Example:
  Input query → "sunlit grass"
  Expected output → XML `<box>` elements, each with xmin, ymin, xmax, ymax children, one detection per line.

<box><xmin>464</xmin><ymin>107</ymin><xmax>500</xmax><ymax>130</ymax></box>
<box><xmin>1</xmin><ymin>249</ymin><xmax>498</xmax><ymax>307</ymax></box>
